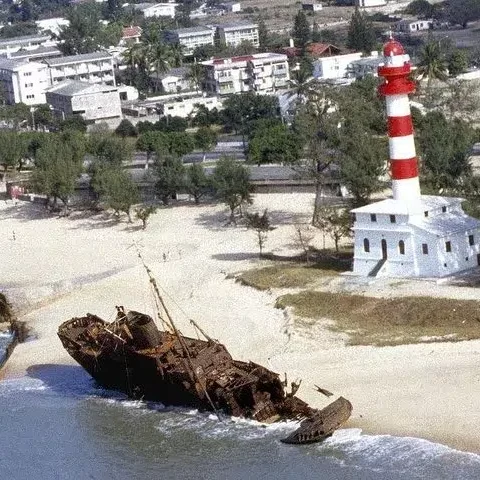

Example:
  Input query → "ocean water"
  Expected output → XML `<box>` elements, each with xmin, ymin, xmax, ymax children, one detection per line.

<box><xmin>0</xmin><ymin>365</ymin><xmax>479</xmax><ymax>480</ymax></box>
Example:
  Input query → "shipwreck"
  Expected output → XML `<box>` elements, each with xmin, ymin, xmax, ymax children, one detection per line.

<box><xmin>57</xmin><ymin>260</ymin><xmax>352</xmax><ymax>444</ymax></box>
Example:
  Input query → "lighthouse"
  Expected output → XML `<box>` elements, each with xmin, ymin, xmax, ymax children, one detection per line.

<box><xmin>351</xmin><ymin>37</ymin><xmax>480</xmax><ymax>278</ymax></box>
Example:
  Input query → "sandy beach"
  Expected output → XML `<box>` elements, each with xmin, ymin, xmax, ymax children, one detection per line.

<box><xmin>1</xmin><ymin>192</ymin><xmax>480</xmax><ymax>455</ymax></box>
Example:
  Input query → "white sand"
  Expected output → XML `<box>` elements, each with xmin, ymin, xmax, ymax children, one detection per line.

<box><xmin>1</xmin><ymin>193</ymin><xmax>480</xmax><ymax>454</ymax></box>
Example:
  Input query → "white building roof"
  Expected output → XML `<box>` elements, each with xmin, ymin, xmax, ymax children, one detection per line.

<box><xmin>216</xmin><ymin>21</ymin><xmax>258</xmax><ymax>31</ymax></box>
<box><xmin>44</xmin><ymin>52</ymin><xmax>113</xmax><ymax>67</ymax></box>
<box><xmin>352</xmin><ymin>195</ymin><xmax>464</xmax><ymax>215</ymax></box>
<box><xmin>410</xmin><ymin>213</ymin><xmax>480</xmax><ymax>236</ymax></box>
<box><xmin>0</xmin><ymin>57</ymin><xmax>45</xmax><ymax>71</ymax></box>
<box><xmin>46</xmin><ymin>80</ymin><xmax>117</xmax><ymax>97</ymax></box>
<box><xmin>0</xmin><ymin>34</ymin><xmax>51</xmax><ymax>48</ymax></box>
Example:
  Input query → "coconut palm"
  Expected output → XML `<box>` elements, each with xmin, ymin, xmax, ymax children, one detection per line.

<box><xmin>122</xmin><ymin>42</ymin><xmax>147</xmax><ymax>86</ymax></box>
<box><xmin>287</xmin><ymin>67</ymin><xmax>315</xmax><ymax>107</ymax></box>
<box><xmin>415</xmin><ymin>40</ymin><xmax>448</xmax><ymax>89</ymax></box>
<box><xmin>186</xmin><ymin>62</ymin><xmax>205</xmax><ymax>93</ymax></box>
<box><xmin>147</xmin><ymin>41</ymin><xmax>172</xmax><ymax>92</ymax></box>
<box><xmin>169</xmin><ymin>42</ymin><xmax>185</xmax><ymax>68</ymax></box>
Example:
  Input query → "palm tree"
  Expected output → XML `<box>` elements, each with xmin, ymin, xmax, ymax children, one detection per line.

<box><xmin>122</xmin><ymin>42</ymin><xmax>147</xmax><ymax>86</ymax></box>
<box><xmin>169</xmin><ymin>42</ymin><xmax>185</xmax><ymax>68</ymax></box>
<box><xmin>147</xmin><ymin>42</ymin><xmax>172</xmax><ymax>92</ymax></box>
<box><xmin>186</xmin><ymin>62</ymin><xmax>205</xmax><ymax>93</ymax></box>
<box><xmin>287</xmin><ymin>67</ymin><xmax>314</xmax><ymax>107</ymax></box>
<box><xmin>415</xmin><ymin>40</ymin><xmax>448</xmax><ymax>90</ymax></box>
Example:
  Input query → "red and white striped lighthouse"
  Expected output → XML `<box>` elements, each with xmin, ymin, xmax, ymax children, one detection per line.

<box><xmin>378</xmin><ymin>38</ymin><xmax>421</xmax><ymax>208</ymax></box>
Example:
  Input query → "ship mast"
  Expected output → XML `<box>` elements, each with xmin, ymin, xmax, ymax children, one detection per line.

<box><xmin>136</xmin><ymin>249</ymin><xmax>222</xmax><ymax>420</ymax></box>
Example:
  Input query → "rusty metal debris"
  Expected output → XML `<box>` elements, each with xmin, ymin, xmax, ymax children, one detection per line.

<box><xmin>57</xmin><ymin>258</ymin><xmax>351</xmax><ymax>444</ymax></box>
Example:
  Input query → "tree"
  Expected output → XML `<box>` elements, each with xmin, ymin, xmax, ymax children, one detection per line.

<box><xmin>89</xmin><ymin>134</ymin><xmax>133</xmax><ymax>166</ymax></box>
<box><xmin>166</xmin><ymin>132</ymin><xmax>195</xmax><ymax>157</ymax></box>
<box><xmin>288</xmin><ymin>67</ymin><xmax>314</xmax><ymax>107</ymax></box>
<box><xmin>248</xmin><ymin>123</ymin><xmax>301</xmax><ymax>166</ymax></box>
<box><xmin>446</xmin><ymin>0</ymin><xmax>480</xmax><ymax>28</ymax></box>
<box><xmin>31</xmin><ymin>137</ymin><xmax>83</xmax><ymax>212</ymax></box>
<box><xmin>316</xmin><ymin>207</ymin><xmax>352</xmax><ymax>253</ymax></box>
<box><xmin>115</xmin><ymin>119</ymin><xmax>138</xmax><ymax>138</ymax></box>
<box><xmin>102</xmin><ymin>167</ymin><xmax>139</xmax><ymax>221</ymax></box>
<box><xmin>57</xmin><ymin>3</ymin><xmax>121</xmax><ymax>55</ymax></box>
<box><xmin>60</xmin><ymin>116</ymin><xmax>88</xmax><ymax>133</ymax></box>
<box><xmin>185</xmin><ymin>163</ymin><xmax>210</xmax><ymax>204</ymax></box>
<box><xmin>122</xmin><ymin>42</ymin><xmax>148</xmax><ymax>89</ymax></box>
<box><xmin>212</xmin><ymin>157</ymin><xmax>254</xmax><ymax>224</ymax></box>
<box><xmin>447</xmin><ymin>49</ymin><xmax>468</xmax><ymax>77</ymax></box>
<box><xmin>258</xmin><ymin>19</ymin><xmax>269</xmax><ymax>52</ymax></box>
<box><xmin>292</xmin><ymin>224</ymin><xmax>316</xmax><ymax>263</ymax></box>
<box><xmin>194</xmin><ymin>126</ymin><xmax>217</xmax><ymax>159</ymax></box>
<box><xmin>347</xmin><ymin>8</ymin><xmax>376</xmax><ymax>54</ymax></box>
<box><xmin>415</xmin><ymin>40</ymin><xmax>448</xmax><ymax>91</ymax></box>
<box><xmin>416</xmin><ymin>111</ymin><xmax>475</xmax><ymax>192</ymax></box>
<box><xmin>135</xmin><ymin>205</ymin><xmax>157</xmax><ymax>229</ymax></box>
<box><xmin>338</xmin><ymin>122</ymin><xmax>386</xmax><ymax>207</ymax></box>
<box><xmin>186</xmin><ymin>62</ymin><xmax>205</xmax><ymax>92</ymax></box>
<box><xmin>0</xmin><ymin>132</ymin><xmax>27</xmax><ymax>179</ymax></box>
<box><xmin>292</xmin><ymin>10</ymin><xmax>311</xmax><ymax>49</ymax></box>
<box><xmin>154</xmin><ymin>156</ymin><xmax>185</xmax><ymax>205</ymax></box>
<box><xmin>405</xmin><ymin>0</ymin><xmax>434</xmax><ymax>18</ymax></box>
<box><xmin>245</xmin><ymin>209</ymin><xmax>274</xmax><ymax>257</ymax></box>
<box><xmin>148</xmin><ymin>41</ymin><xmax>172</xmax><ymax>92</ymax></box>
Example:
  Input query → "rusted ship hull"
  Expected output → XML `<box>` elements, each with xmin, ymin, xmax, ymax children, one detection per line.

<box><xmin>58</xmin><ymin>309</ymin><xmax>351</xmax><ymax>443</ymax></box>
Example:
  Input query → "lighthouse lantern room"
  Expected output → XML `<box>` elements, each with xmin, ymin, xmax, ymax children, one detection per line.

<box><xmin>352</xmin><ymin>38</ymin><xmax>480</xmax><ymax>278</ymax></box>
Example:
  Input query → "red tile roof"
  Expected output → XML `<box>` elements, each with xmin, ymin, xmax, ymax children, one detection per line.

<box><xmin>279</xmin><ymin>43</ymin><xmax>343</xmax><ymax>58</ymax></box>
<box><xmin>122</xmin><ymin>26</ymin><xmax>142</xmax><ymax>39</ymax></box>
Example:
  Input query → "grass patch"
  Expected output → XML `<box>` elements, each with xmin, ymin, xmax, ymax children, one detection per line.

<box><xmin>275</xmin><ymin>291</ymin><xmax>480</xmax><ymax>347</ymax></box>
<box><xmin>235</xmin><ymin>250</ymin><xmax>352</xmax><ymax>291</ymax></box>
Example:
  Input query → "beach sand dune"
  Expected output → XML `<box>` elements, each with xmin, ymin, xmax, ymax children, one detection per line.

<box><xmin>2</xmin><ymin>193</ymin><xmax>480</xmax><ymax>454</ymax></box>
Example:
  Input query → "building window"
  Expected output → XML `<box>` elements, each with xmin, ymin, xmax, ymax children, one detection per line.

<box><xmin>363</xmin><ymin>238</ymin><xmax>370</xmax><ymax>253</ymax></box>
<box><xmin>370</xmin><ymin>213</ymin><xmax>377</xmax><ymax>222</ymax></box>
<box><xmin>469</xmin><ymin>234</ymin><xmax>474</xmax><ymax>246</ymax></box>
<box><xmin>445</xmin><ymin>241</ymin><xmax>452</xmax><ymax>252</ymax></box>
<box><xmin>424</xmin><ymin>211</ymin><xmax>428</xmax><ymax>217</ymax></box>
<box><xmin>26</xmin><ymin>94</ymin><xmax>34</xmax><ymax>99</ymax></box>
<box><xmin>398</xmin><ymin>240</ymin><xmax>405</xmax><ymax>255</ymax></box>
<box><xmin>442</xmin><ymin>206</ymin><xmax>447</xmax><ymax>213</ymax></box>
<box><xmin>422</xmin><ymin>243</ymin><xmax>428</xmax><ymax>255</ymax></box>
<box><xmin>390</xmin><ymin>215</ymin><xmax>396</xmax><ymax>223</ymax></box>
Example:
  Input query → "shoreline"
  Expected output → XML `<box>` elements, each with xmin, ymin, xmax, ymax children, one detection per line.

<box><xmin>2</xmin><ymin>194</ymin><xmax>480</xmax><ymax>456</ymax></box>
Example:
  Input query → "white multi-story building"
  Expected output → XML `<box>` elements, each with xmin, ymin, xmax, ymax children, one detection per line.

<box><xmin>46</xmin><ymin>80</ymin><xmax>122</xmax><ymax>122</ymax></box>
<box><xmin>43</xmin><ymin>52</ymin><xmax>116</xmax><ymax>87</ymax></box>
<box><xmin>216</xmin><ymin>22</ymin><xmax>259</xmax><ymax>48</ymax></box>
<box><xmin>0</xmin><ymin>35</ymin><xmax>57</xmax><ymax>57</ymax></box>
<box><xmin>164</xmin><ymin>26</ymin><xmax>215</xmax><ymax>56</ymax></box>
<box><xmin>131</xmin><ymin>2</ymin><xmax>178</xmax><ymax>18</ymax></box>
<box><xmin>0</xmin><ymin>58</ymin><xmax>49</xmax><ymax>105</ymax></box>
<box><xmin>202</xmin><ymin>52</ymin><xmax>289</xmax><ymax>95</ymax></box>
<box><xmin>313</xmin><ymin>51</ymin><xmax>381</xmax><ymax>80</ymax></box>
<box><xmin>220</xmin><ymin>2</ymin><xmax>242</xmax><ymax>12</ymax></box>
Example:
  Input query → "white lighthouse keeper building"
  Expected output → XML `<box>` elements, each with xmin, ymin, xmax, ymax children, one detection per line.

<box><xmin>352</xmin><ymin>38</ymin><xmax>480</xmax><ymax>278</ymax></box>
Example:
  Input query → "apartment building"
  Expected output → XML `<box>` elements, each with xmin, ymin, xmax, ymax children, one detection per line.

<box><xmin>164</xmin><ymin>26</ymin><xmax>215</xmax><ymax>56</ymax></box>
<box><xmin>46</xmin><ymin>80</ymin><xmax>122</xmax><ymax>122</ymax></box>
<box><xmin>313</xmin><ymin>51</ymin><xmax>380</xmax><ymax>80</ymax></box>
<box><xmin>0</xmin><ymin>34</ymin><xmax>57</xmax><ymax>56</ymax></box>
<box><xmin>43</xmin><ymin>52</ymin><xmax>116</xmax><ymax>87</ymax></box>
<box><xmin>216</xmin><ymin>22</ymin><xmax>259</xmax><ymax>48</ymax></box>
<box><xmin>202</xmin><ymin>52</ymin><xmax>289</xmax><ymax>95</ymax></box>
<box><xmin>0</xmin><ymin>58</ymin><xmax>49</xmax><ymax>105</ymax></box>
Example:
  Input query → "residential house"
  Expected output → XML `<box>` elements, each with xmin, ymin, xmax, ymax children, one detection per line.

<box><xmin>120</xmin><ymin>26</ymin><xmax>142</xmax><ymax>46</ymax></box>
<box><xmin>216</xmin><ymin>22</ymin><xmax>259</xmax><ymax>48</ymax></box>
<box><xmin>45</xmin><ymin>80</ymin><xmax>122</xmax><ymax>122</ymax></box>
<box><xmin>151</xmin><ymin>66</ymin><xmax>192</xmax><ymax>93</ymax></box>
<box><xmin>302</xmin><ymin>2</ymin><xmax>323</xmax><ymax>12</ymax></box>
<box><xmin>355</xmin><ymin>0</ymin><xmax>386</xmax><ymax>6</ymax></box>
<box><xmin>130</xmin><ymin>3</ymin><xmax>178</xmax><ymax>18</ymax></box>
<box><xmin>220</xmin><ymin>2</ymin><xmax>242</xmax><ymax>12</ymax></box>
<box><xmin>347</xmin><ymin>54</ymin><xmax>383</xmax><ymax>79</ymax></box>
<box><xmin>164</xmin><ymin>26</ymin><xmax>215</xmax><ymax>56</ymax></box>
<box><xmin>396</xmin><ymin>19</ymin><xmax>433</xmax><ymax>33</ymax></box>
<box><xmin>279</xmin><ymin>42</ymin><xmax>343</xmax><ymax>60</ymax></box>
<box><xmin>157</xmin><ymin>95</ymin><xmax>222</xmax><ymax>118</ymax></box>
<box><xmin>202</xmin><ymin>52</ymin><xmax>289</xmax><ymax>95</ymax></box>
<box><xmin>43</xmin><ymin>52</ymin><xmax>116</xmax><ymax>87</ymax></box>
<box><xmin>0</xmin><ymin>58</ymin><xmax>49</xmax><ymax>105</ymax></box>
